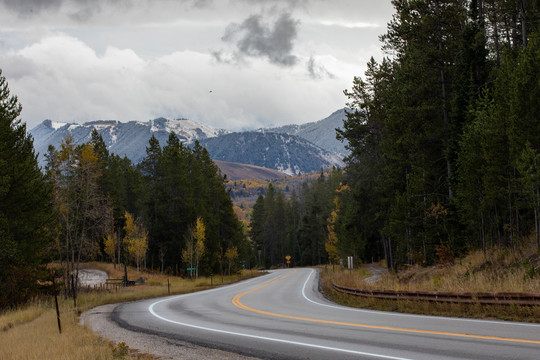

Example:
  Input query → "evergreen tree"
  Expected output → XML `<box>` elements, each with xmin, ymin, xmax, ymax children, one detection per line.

<box><xmin>0</xmin><ymin>70</ymin><xmax>55</xmax><ymax>308</ymax></box>
<box><xmin>336</xmin><ymin>0</ymin><xmax>540</xmax><ymax>269</ymax></box>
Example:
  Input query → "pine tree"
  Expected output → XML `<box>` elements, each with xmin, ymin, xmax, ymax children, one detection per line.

<box><xmin>0</xmin><ymin>69</ymin><xmax>55</xmax><ymax>308</ymax></box>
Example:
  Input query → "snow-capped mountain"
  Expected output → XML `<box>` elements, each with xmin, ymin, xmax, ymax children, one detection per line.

<box><xmin>30</xmin><ymin>112</ymin><xmax>347</xmax><ymax>175</ymax></box>
<box><xmin>265</xmin><ymin>108</ymin><xmax>350</xmax><ymax>157</ymax></box>
<box><xmin>200</xmin><ymin>132</ymin><xmax>344</xmax><ymax>176</ymax></box>
<box><xmin>31</xmin><ymin>117</ymin><xmax>229</xmax><ymax>165</ymax></box>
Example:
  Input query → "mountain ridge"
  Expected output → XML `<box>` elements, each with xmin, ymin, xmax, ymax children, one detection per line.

<box><xmin>265</xmin><ymin>108</ymin><xmax>350</xmax><ymax>157</ymax></box>
<box><xmin>30</xmin><ymin>111</ymin><xmax>347</xmax><ymax>176</ymax></box>
<box><xmin>200</xmin><ymin>131</ymin><xmax>343</xmax><ymax>176</ymax></box>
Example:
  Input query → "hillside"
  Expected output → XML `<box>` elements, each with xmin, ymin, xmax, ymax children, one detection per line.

<box><xmin>201</xmin><ymin>132</ymin><xmax>344</xmax><ymax>176</ymax></box>
<box><xmin>267</xmin><ymin>108</ymin><xmax>350</xmax><ymax>157</ymax></box>
<box><xmin>214</xmin><ymin>160</ymin><xmax>288</xmax><ymax>181</ymax></box>
<box><xmin>227</xmin><ymin>168</ymin><xmax>335</xmax><ymax>207</ymax></box>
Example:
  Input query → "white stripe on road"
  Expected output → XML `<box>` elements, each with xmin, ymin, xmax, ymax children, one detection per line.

<box><xmin>148</xmin><ymin>273</ymin><xmax>414</xmax><ymax>360</ymax></box>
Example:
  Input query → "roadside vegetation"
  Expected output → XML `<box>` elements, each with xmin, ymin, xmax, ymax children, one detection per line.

<box><xmin>0</xmin><ymin>263</ymin><xmax>261</xmax><ymax>360</ymax></box>
<box><xmin>321</xmin><ymin>244</ymin><xmax>540</xmax><ymax>322</ymax></box>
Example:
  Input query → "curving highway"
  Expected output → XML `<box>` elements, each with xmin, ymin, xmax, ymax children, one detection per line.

<box><xmin>112</xmin><ymin>268</ymin><xmax>540</xmax><ymax>359</ymax></box>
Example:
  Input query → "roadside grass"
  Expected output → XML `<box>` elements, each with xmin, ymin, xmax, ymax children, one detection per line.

<box><xmin>321</xmin><ymin>243</ymin><xmax>540</xmax><ymax>322</ymax></box>
<box><xmin>0</xmin><ymin>301</ymin><xmax>49</xmax><ymax>332</ymax></box>
<box><xmin>0</xmin><ymin>264</ymin><xmax>263</xmax><ymax>360</ymax></box>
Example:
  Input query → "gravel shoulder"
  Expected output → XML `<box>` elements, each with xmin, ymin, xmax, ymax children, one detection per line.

<box><xmin>81</xmin><ymin>304</ymin><xmax>262</xmax><ymax>360</ymax></box>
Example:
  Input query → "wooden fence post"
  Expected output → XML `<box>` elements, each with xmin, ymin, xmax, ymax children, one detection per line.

<box><xmin>51</xmin><ymin>270</ymin><xmax>62</xmax><ymax>334</ymax></box>
<box><xmin>71</xmin><ymin>274</ymin><xmax>77</xmax><ymax>307</ymax></box>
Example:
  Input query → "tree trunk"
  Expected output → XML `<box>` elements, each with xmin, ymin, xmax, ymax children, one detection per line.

<box><xmin>535</xmin><ymin>206</ymin><xmax>539</xmax><ymax>248</ymax></box>
<box><xmin>520</xmin><ymin>0</ymin><xmax>527</xmax><ymax>48</ymax></box>
<box><xmin>382</xmin><ymin>233</ymin><xmax>394</xmax><ymax>272</ymax></box>
<box><xmin>493</xmin><ymin>18</ymin><xmax>501</xmax><ymax>65</ymax></box>
<box><xmin>481</xmin><ymin>210</ymin><xmax>486</xmax><ymax>258</ymax></box>
<box><xmin>434</xmin><ymin>0</ymin><xmax>453</xmax><ymax>200</ymax></box>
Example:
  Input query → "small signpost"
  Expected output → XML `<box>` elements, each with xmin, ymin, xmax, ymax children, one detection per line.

<box><xmin>347</xmin><ymin>256</ymin><xmax>354</xmax><ymax>270</ymax></box>
<box><xmin>187</xmin><ymin>267</ymin><xmax>196</xmax><ymax>280</ymax></box>
<box><xmin>285</xmin><ymin>255</ymin><xmax>291</xmax><ymax>267</ymax></box>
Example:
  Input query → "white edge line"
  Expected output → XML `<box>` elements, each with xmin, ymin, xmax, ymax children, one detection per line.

<box><xmin>301</xmin><ymin>269</ymin><xmax>540</xmax><ymax>328</ymax></box>
<box><xmin>147</xmin><ymin>271</ymin><xmax>414</xmax><ymax>360</ymax></box>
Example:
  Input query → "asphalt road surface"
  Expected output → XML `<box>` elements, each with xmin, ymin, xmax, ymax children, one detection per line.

<box><xmin>112</xmin><ymin>268</ymin><xmax>540</xmax><ymax>360</ymax></box>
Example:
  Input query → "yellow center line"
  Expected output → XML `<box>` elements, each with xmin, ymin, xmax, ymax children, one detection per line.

<box><xmin>232</xmin><ymin>270</ymin><xmax>540</xmax><ymax>346</ymax></box>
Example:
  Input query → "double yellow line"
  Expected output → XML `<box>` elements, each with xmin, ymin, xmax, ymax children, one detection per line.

<box><xmin>232</xmin><ymin>270</ymin><xmax>540</xmax><ymax>345</ymax></box>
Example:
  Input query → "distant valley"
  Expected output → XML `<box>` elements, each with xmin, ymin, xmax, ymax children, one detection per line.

<box><xmin>30</xmin><ymin>109</ymin><xmax>349</xmax><ymax>177</ymax></box>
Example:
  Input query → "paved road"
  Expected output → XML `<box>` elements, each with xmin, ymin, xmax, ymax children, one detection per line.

<box><xmin>112</xmin><ymin>268</ymin><xmax>540</xmax><ymax>360</ymax></box>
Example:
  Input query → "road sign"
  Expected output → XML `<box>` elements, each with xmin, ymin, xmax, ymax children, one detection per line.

<box><xmin>187</xmin><ymin>267</ymin><xmax>196</xmax><ymax>271</ymax></box>
<box><xmin>286</xmin><ymin>260</ymin><xmax>290</xmax><ymax>264</ymax></box>
<box><xmin>285</xmin><ymin>255</ymin><xmax>291</xmax><ymax>260</ymax></box>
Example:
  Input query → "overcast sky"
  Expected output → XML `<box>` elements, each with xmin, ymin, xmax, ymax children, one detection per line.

<box><xmin>0</xmin><ymin>0</ymin><xmax>395</xmax><ymax>131</ymax></box>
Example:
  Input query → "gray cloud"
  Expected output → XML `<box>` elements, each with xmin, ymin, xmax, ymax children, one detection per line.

<box><xmin>221</xmin><ymin>12</ymin><xmax>299</xmax><ymax>66</ymax></box>
<box><xmin>69</xmin><ymin>6</ymin><xmax>100</xmax><ymax>23</ymax></box>
<box><xmin>1</xmin><ymin>0</ymin><xmax>62</xmax><ymax>16</ymax></box>
<box><xmin>307</xmin><ymin>56</ymin><xmax>334</xmax><ymax>80</ymax></box>
<box><xmin>1</xmin><ymin>0</ymin><xmax>210</xmax><ymax>21</ymax></box>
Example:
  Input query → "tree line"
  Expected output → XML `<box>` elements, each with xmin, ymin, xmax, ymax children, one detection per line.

<box><xmin>337</xmin><ymin>0</ymin><xmax>540</xmax><ymax>270</ymax></box>
<box><xmin>45</xmin><ymin>130</ymin><xmax>251</xmax><ymax>281</ymax></box>
<box><xmin>249</xmin><ymin>170</ymin><xmax>344</xmax><ymax>268</ymax></box>
<box><xmin>1</xmin><ymin>75</ymin><xmax>251</xmax><ymax>307</ymax></box>
<box><xmin>251</xmin><ymin>0</ymin><xmax>540</xmax><ymax>270</ymax></box>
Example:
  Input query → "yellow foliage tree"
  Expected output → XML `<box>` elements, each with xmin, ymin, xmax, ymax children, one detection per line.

<box><xmin>325</xmin><ymin>183</ymin><xmax>349</xmax><ymax>265</ymax></box>
<box><xmin>103</xmin><ymin>232</ymin><xmax>117</xmax><ymax>268</ymax></box>
<box><xmin>194</xmin><ymin>217</ymin><xmax>205</xmax><ymax>279</ymax></box>
<box><xmin>325</xmin><ymin>196</ymin><xmax>340</xmax><ymax>265</ymax></box>
<box><xmin>183</xmin><ymin>217</ymin><xmax>205</xmax><ymax>279</ymax></box>
<box><xmin>123</xmin><ymin>211</ymin><xmax>148</xmax><ymax>273</ymax></box>
<box><xmin>225</xmin><ymin>246</ymin><xmax>239</xmax><ymax>275</ymax></box>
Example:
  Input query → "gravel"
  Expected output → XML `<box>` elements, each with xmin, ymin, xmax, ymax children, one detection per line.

<box><xmin>81</xmin><ymin>304</ymin><xmax>262</xmax><ymax>360</ymax></box>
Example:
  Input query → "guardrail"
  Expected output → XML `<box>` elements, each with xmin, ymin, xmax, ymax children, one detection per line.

<box><xmin>331</xmin><ymin>283</ymin><xmax>540</xmax><ymax>306</ymax></box>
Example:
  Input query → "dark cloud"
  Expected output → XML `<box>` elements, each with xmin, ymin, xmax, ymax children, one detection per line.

<box><xmin>69</xmin><ymin>6</ymin><xmax>99</xmax><ymax>22</ymax></box>
<box><xmin>1</xmin><ymin>0</ymin><xmax>62</xmax><ymax>16</ymax></box>
<box><xmin>1</xmin><ymin>0</ymin><xmax>210</xmax><ymax>21</ymax></box>
<box><xmin>307</xmin><ymin>56</ymin><xmax>334</xmax><ymax>80</ymax></box>
<box><xmin>221</xmin><ymin>12</ymin><xmax>299</xmax><ymax>66</ymax></box>
<box><xmin>238</xmin><ymin>0</ymin><xmax>308</xmax><ymax>9</ymax></box>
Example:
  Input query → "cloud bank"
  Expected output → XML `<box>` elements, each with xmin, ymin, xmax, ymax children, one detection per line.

<box><xmin>0</xmin><ymin>1</ymin><xmax>395</xmax><ymax>130</ymax></box>
<box><xmin>1</xmin><ymin>33</ymin><xmax>349</xmax><ymax>131</ymax></box>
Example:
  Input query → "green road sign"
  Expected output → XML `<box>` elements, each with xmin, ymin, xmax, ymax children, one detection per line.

<box><xmin>187</xmin><ymin>267</ymin><xmax>196</xmax><ymax>271</ymax></box>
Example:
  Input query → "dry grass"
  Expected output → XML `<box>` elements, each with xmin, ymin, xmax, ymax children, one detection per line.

<box><xmin>0</xmin><ymin>301</ymin><xmax>49</xmax><ymax>332</ymax></box>
<box><xmin>0</xmin><ymin>263</ymin><xmax>263</xmax><ymax>360</ymax></box>
<box><xmin>374</xmin><ymin>245</ymin><xmax>540</xmax><ymax>293</ymax></box>
<box><xmin>319</xmin><ymin>265</ymin><xmax>372</xmax><ymax>289</ymax></box>
<box><xmin>321</xmin><ymin>244</ymin><xmax>540</xmax><ymax>322</ymax></box>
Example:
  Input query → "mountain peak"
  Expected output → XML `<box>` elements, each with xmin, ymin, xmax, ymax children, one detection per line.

<box><xmin>41</xmin><ymin>119</ymin><xmax>69</xmax><ymax>130</ymax></box>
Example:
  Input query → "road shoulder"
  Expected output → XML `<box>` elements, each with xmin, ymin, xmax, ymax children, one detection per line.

<box><xmin>81</xmin><ymin>303</ymin><xmax>261</xmax><ymax>360</ymax></box>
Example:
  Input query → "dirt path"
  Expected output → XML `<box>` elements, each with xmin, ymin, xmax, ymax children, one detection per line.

<box><xmin>363</xmin><ymin>263</ymin><xmax>387</xmax><ymax>284</ymax></box>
